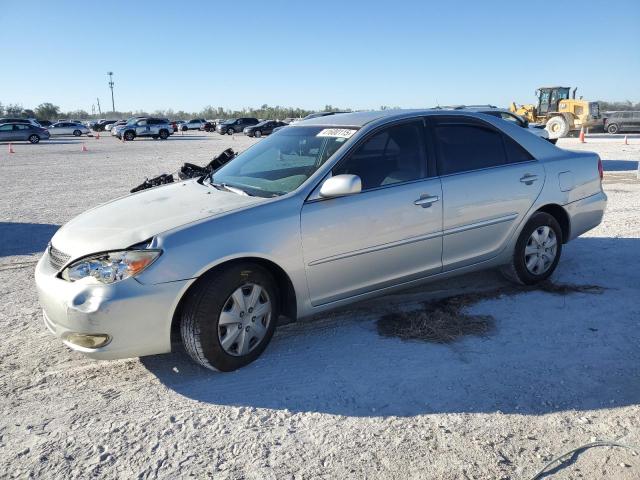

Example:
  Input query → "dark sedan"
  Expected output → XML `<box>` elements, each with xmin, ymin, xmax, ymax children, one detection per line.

<box><xmin>0</xmin><ymin>123</ymin><xmax>50</xmax><ymax>143</ymax></box>
<box><xmin>243</xmin><ymin>120</ymin><xmax>288</xmax><ymax>137</ymax></box>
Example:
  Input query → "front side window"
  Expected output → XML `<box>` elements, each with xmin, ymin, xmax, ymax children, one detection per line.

<box><xmin>211</xmin><ymin>126</ymin><xmax>355</xmax><ymax>197</ymax></box>
<box><xmin>333</xmin><ymin>122</ymin><xmax>426</xmax><ymax>190</ymax></box>
<box><xmin>434</xmin><ymin>122</ymin><xmax>506</xmax><ymax>175</ymax></box>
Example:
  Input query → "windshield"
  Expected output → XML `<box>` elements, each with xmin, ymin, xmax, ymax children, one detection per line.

<box><xmin>210</xmin><ymin>126</ymin><xmax>357</xmax><ymax>197</ymax></box>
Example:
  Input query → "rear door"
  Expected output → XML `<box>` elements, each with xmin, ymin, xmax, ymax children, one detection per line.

<box><xmin>0</xmin><ymin>124</ymin><xmax>17</xmax><ymax>141</ymax></box>
<box><xmin>301</xmin><ymin>120</ymin><xmax>443</xmax><ymax>306</ymax></box>
<box><xmin>432</xmin><ymin>116</ymin><xmax>544</xmax><ymax>271</ymax></box>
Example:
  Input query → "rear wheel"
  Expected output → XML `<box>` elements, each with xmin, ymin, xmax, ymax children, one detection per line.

<box><xmin>502</xmin><ymin>212</ymin><xmax>562</xmax><ymax>285</ymax></box>
<box><xmin>180</xmin><ymin>263</ymin><xmax>279</xmax><ymax>371</ymax></box>
<box><xmin>607</xmin><ymin>123</ymin><xmax>619</xmax><ymax>134</ymax></box>
<box><xmin>73</xmin><ymin>130</ymin><xmax>82</xmax><ymax>137</ymax></box>
<box><xmin>545</xmin><ymin>116</ymin><xmax>570</xmax><ymax>139</ymax></box>
<box><xmin>28</xmin><ymin>134</ymin><xmax>40</xmax><ymax>144</ymax></box>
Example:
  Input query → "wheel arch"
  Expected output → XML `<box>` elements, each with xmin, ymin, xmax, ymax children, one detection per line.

<box><xmin>170</xmin><ymin>256</ymin><xmax>298</xmax><ymax>343</ymax></box>
<box><xmin>535</xmin><ymin>203</ymin><xmax>570</xmax><ymax>243</ymax></box>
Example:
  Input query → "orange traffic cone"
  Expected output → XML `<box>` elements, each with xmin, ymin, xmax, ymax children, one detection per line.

<box><xmin>81</xmin><ymin>143</ymin><xmax>88</xmax><ymax>152</ymax></box>
<box><xmin>579</xmin><ymin>127</ymin><xmax>585</xmax><ymax>143</ymax></box>
<box><xmin>8</xmin><ymin>143</ymin><xmax>15</xmax><ymax>154</ymax></box>
<box><xmin>624</xmin><ymin>135</ymin><xmax>628</xmax><ymax>145</ymax></box>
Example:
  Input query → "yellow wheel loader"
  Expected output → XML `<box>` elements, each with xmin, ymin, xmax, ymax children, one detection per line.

<box><xmin>510</xmin><ymin>87</ymin><xmax>601</xmax><ymax>139</ymax></box>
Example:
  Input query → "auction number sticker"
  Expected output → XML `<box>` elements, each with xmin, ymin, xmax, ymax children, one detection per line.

<box><xmin>317</xmin><ymin>128</ymin><xmax>357</xmax><ymax>139</ymax></box>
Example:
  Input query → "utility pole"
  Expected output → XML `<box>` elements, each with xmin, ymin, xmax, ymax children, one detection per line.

<box><xmin>107</xmin><ymin>71</ymin><xmax>115</xmax><ymax>112</ymax></box>
<box><xmin>96</xmin><ymin>97</ymin><xmax>102</xmax><ymax>116</ymax></box>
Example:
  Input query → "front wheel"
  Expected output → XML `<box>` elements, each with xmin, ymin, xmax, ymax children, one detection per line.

<box><xmin>607</xmin><ymin>123</ymin><xmax>619</xmax><ymax>134</ymax></box>
<box><xmin>124</xmin><ymin>131</ymin><xmax>135</xmax><ymax>141</ymax></box>
<box><xmin>502</xmin><ymin>212</ymin><xmax>562</xmax><ymax>285</ymax></box>
<box><xmin>180</xmin><ymin>263</ymin><xmax>279</xmax><ymax>371</ymax></box>
<box><xmin>159</xmin><ymin>129</ymin><xmax>169</xmax><ymax>140</ymax></box>
<box><xmin>545</xmin><ymin>116</ymin><xmax>570</xmax><ymax>139</ymax></box>
<box><xmin>254</xmin><ymin>130</ymin><xmax>262</xmax><ymax>138</ymax></box>
<box><xmin>28</xmin><ymin>134</ymin><xmax>40</xmax><ymax>144</ymax></box>
<box><xmin>73</xmin><ymin>130</ymin><xmax>82</xmax><ymax>137</ymax></box>
<box><xmin>227</xmin><ymin>128</ymin><xmax>234</xmax><ymax>135</ymax></box>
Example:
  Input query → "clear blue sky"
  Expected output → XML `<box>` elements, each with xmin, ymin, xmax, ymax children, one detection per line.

<box><xmin>1</xmin><ymin>0</ymin><xmax>638</xmax><ymax>113</ymax></box>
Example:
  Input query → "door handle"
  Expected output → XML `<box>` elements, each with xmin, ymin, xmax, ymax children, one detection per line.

<box><xmin>520</xmin><ymin>174</ymin><xmax>539</xmax><ymax>185</ymax></box>
<box><xmin>414</xmin><ymin>194</ymin><xmax>440</xmax><ymax>208</ymax></box>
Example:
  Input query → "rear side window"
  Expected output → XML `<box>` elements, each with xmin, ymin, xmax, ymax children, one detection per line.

<box><xmin>503</xmin><ymin>135</ymin><xmax>534</xmax><ymax>163</ymax></box>
<box><xmin>434</xmin><ymin>124</ymin><xmax>506</xmax><ymax>175</ymax></box>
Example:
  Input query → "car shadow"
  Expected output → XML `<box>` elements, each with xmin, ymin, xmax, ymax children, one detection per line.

<box><xmin>602</xmin><ymin>159</ymin><xmax>639</xmax><ymax>171</ymax></box>
<box><xmin>0</xmin><ymin>222</ymin><xmax>60</xmax><ymax>257</ymax></box>
<box><xmin>142</xmin><ymin>236</ymin><xmax>640</xmax><ymax>417</ymax></box>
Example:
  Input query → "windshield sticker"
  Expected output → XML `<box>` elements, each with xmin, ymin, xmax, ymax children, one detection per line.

<box><xmin>317</xmin><ymin>128</ymin><xmax>357</xmax><ymax>139</ymax></box>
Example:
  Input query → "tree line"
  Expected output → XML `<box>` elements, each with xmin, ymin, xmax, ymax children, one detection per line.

<box><xmin>0</xmin><ymin>102</ymin><xmax>350</xmax><ymax>121</ymax></box>
<box><xmin>1</xmin><ymin>100</ymin><xmax>638</xmax><ymax>122</ymax></box>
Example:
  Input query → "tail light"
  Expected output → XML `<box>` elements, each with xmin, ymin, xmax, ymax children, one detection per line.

<box><xmin>597</xmin><ymin>157</ymin><xmax>604</xmax><ymax>181</ymax></box>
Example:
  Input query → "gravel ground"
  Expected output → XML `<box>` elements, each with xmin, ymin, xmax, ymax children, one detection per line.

<box><xmin>0</xmin><ymin>132</ymin><xmax>639</xmax><ymax>479</ymax></box>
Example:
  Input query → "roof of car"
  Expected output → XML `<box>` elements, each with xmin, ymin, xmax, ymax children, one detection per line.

<box><xmin>295</xmin><ymin>108</ymin><xmax>512</xmax><ymax>127</ymax></box>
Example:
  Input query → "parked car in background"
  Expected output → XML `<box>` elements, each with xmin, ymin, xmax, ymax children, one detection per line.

<box><xmin>441</xmin><ymin>105</ymin><xmax>556</xmax><ymax>144</ymax></box>
<box><xmin>0</xmin><ymin>122</ymin><xmax>50</xmax><ymax>143</ymax></box>
<box><xmin>114</xmin><ymin>117</ymin><xmax>172</xmax><ymax>141</ymax></box>
<box><xmin>202</xmin><ymin>121</ymin><xmax>216</xmax><ymax>132</ymax></box>
<box><xmin>48</xmin><ymin>122</ymin><xmax>91</xmax><ymax>137</ymax></box>
<box><xmin>0</xmin><ymin>118</ymin><xmax>42</xmax><ymax>127</ymax></box>
<box><xmin>104</xmin><ymin>121</ymin><xmax>122</xmax><ymax>132</ymax></box>
<box><xmin>35</xmin><ymin>109</ymin><xmax>606</xmax><ymax>372</ymax></box>
<box><xmin>243</xmin><ymin>120</ymin><xmax>288</xmax><ymax>137</ymax></box>
<box><xmin>603</xmin><ymin>111</ymin><xmax>640</xmax><ymax>134</ymax></box>
<box><xmin>109</xmin><ymin>120</ymin><xmax>128</xmax><ymax>136</ymax></box>
<box><xmin>93</xmin><ymin>120</ymin><xmax>118</xmax><ymax>132</ymax></box>
<box><xmin>216</xmin><ymin>117</ymin><xmax>259</xmax><ymax>135</ymax></box>
<box><xmin>181</xmin><ymin>119</ymin><xmax>207</xmax><ymax>131</ymax></box>
<box><xmin>37</xmin><ymin>120</ymin><xmax>53</xmax><ymax>127</ymax></box>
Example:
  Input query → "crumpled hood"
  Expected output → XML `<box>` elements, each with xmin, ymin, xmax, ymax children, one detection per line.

<box><xmin>51</xmin><ymin>180</ymin><xmax>265</xmax><ymax>259</ymax></box>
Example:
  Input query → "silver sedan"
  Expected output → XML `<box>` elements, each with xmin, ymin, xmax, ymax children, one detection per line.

<box><xmin>48</xmin><ymin>122</ymin><xmax>91</xmax><ymax>136</ymax></box>
<box><xmin>36</xmin><ymin>110</ymin><xmax>607</xmax><ymax>371</ymax></box>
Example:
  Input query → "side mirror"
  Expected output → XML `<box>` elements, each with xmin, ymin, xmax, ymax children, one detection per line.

<box><xmin>319</xmin><ymin>174</ymin><xmax>362</xmax><ymax>198</ymax></box>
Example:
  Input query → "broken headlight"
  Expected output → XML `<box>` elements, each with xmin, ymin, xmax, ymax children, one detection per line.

<box><xmin>61</xmin><ymin>250</ymin><xmax>161</xmax><ymax>284</ymax></box>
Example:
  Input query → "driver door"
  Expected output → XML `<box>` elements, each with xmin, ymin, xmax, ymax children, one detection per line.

<box><xmin>300</xmin><ymin>120</ymin><xmax>443</xmax><ymax>306</ymax></box>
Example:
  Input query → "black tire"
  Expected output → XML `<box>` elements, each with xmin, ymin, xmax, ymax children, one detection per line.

<box><xmin>73</xmin><ymin>130</ymin><xmax>82</xmax><ymax>137</ymax></box>
<box><xmin>28</xmin><ymin>134</ymin><xmax>40</xmax><ymax>144</ymax></box>
<box><xmin>181</xmin><ymin>126</ymin><xmax>188</xmax><ymax>131</ymax></box>
<box><xmin>607</xmin><ymin>123</ymin><xmax>619</xmax><ymax>134</ymax></box>
<box><xmin>159</xmin><ymin>129</ymin><xmax>169</xmax><ymax>140</ymax></box>
<box><xmin>124</xmin><ymin>130</ymin><xmax>135</xmax><ymax>141</ymax></box>
<box><xmin>180</xmin><ymin>263</ymin><xmax>280</xmax><ymax>372</ymax></box>
<box><xmin>502</xmin><ymin>212</ymin><xmax>563</xmax><ymax>285</ymax></box>
<box><xmin>227</xmin><ymin>128</ymin><xmax>234</xmax><ymax>135</ymax></box>
<box><xmin>254</xmin><ymin>130</ymin><xmax>262</xmax><ymax>138</ymax></box>
<box><xmin>545</xmin><ymin>116</ymin><xmax>570</xmax><ymax>139</ymax></box>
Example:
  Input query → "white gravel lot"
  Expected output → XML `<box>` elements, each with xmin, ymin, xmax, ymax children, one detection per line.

<box><xmin>0</xmin><ymin>131</ymin><xmax>639</xmax><ymax>479</ymax></box>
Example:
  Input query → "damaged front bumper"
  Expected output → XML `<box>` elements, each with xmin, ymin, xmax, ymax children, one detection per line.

<box><xmin>35</xmin><ymin>252</ymin><xmax>190</xmax><ymax>360</ymax></box>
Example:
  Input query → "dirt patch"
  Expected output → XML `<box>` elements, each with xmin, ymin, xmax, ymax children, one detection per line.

<box><xmin>377</xmin><ymin>281</ymin><xmax>604</xmax><ymax>343</ymax></box>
